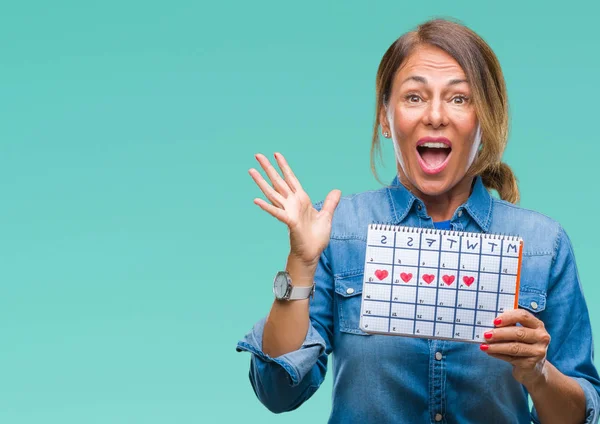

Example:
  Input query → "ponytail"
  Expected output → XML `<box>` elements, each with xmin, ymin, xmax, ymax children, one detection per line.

<box><xmin>480</xmin><ymin>162</ymin><xmax>519</xmax><ymax>204</ymax></box>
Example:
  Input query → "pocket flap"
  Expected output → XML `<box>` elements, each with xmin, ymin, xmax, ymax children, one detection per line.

<box><xmin>334</xmin><ymin>272</ymin><xmax>364</xmax><ymax>297</ymax></box>
<box><xmin>517</xmin><ymin>289</ymin><xmax>546</xmax><ymax>313</ymax></box>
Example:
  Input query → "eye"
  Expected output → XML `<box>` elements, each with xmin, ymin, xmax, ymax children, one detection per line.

<box><xmin>452</xmin><ymin>95</ymin><xmax>469</xmax><ymax>105</ymax></box>
<box><xmin>405</xmin><ymin>94</ymin><xmax>422</xmax><ymax>103</ymax></box>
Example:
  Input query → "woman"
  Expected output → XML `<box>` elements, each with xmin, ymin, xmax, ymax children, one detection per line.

<box><xmin>236</xmin><ymin>18</ymin><xmax>600</xmax><ymax>423</ymax></box>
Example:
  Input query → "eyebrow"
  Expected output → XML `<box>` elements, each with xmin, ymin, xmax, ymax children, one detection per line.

<box><xmin>401</xmin><ymin>76</ymin><xmax>468</xmax><ymax>86</ymax></box>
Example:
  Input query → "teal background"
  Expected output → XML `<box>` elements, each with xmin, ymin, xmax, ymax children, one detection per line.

<box><xmin>0</xmin><ymin>1</ymin><xmax>598</xmax><ymax>422</ymax></box>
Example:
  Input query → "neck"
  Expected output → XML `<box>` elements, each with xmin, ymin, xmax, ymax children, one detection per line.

<box><xmin>397</xmin><ymin>169</ymin><xmax>475</xmax><ymax>222</ymax></box>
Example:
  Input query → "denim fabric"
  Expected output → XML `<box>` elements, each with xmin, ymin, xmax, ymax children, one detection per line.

<box><xmin>236</xmin><ymin>175</ymin><xmax>600</xmax><ymax>423</ymax></box>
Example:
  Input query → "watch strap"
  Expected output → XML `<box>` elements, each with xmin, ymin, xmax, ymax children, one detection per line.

<box><xmin>287</xmin><ymin>284</ymin><xmax>315</xmax><ymax>300</ymax></box>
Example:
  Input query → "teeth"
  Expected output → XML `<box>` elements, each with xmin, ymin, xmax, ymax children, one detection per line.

<box><xmin>421</xmin><ymin>142</ymin><xmax>450</xmax><ymax>149</ymax></box>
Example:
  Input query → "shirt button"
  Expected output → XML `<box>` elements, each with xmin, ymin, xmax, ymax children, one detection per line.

<box><xmin>435</xmin><ymin>413</ymin><xmax>443</xmax><ymax>421</ymax></box>
<box><xmin>457</xmin><ymin>209</ymin><xmax>463</xmax><ymax>217</ymax></box>
<box><xmin>417</xmin><ymin>204</ymin><xmax>422</xmax><ymax>210</ymax></box>
<box><xmin>435</xmin><ymin>351</ymin><xmax>443</xmax><ymax>361</ymax></box>
<box><xmin>530</xmin><ymin>301</ymin><xmax>538</xmax><ymax>310</ymax></box>
<box><xmin>346</xmin><ymin>288</ymin><xmax>355</xmax><ymax>295</ymax></box>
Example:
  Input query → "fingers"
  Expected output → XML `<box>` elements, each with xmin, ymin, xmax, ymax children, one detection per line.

<box><xmin>482</xmin><ymin>326</ymin><xmax>541</xmax><ymax>344</ymax></box>
<box><xmin>248</xmin><ymin>168</ymin><xmax>285</xmax><ymax>208</ymax></box>
<box><xmin>481</xmin><ymin>309</ymin><xmax>550</xmax><ymax>357</ymax></box>
<box><xmin>249</xmin><ymin>152</ymin><xmax>340</xmax><ymax>226</ymax></box>
<box><xmin>494</xmin><ymin>308</ymin><xmax>543</xmax><ymax>329</ymax></box>
<box><xmin>255</xmin><ymin>153</ymin><xmax>291</xmax><ymax>197</ymax></box>
<box><xmin>321</xmin><ymin>189</ymin><xmax>342</xmax><ymax>217</ymax></box>
<box><xmin>273</xmin><ymin>152</ymin><xmax>303</xmax><ymax>193</ymax></box>
<box><xmin>253</xmin><ymin>198</ymin><xmax>290</xmax><ymax>225</ymax></box>
<box><xmin>482</xmin><ymin>341</ymin><xmax>547</xmax><ymax>358</ymax></box>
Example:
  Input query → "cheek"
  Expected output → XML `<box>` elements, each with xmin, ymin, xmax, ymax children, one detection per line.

<box><xmin>458</xmin><ymin>121</ymin><xmax>478</xmax><ymax>139</ymax></box>
<box><xmin>451</xmin><ymin>114</ymin><xmax>479</xmax><ymax>154</ymax></box>
<box><xmin>395</xmin><ymin>107</ymin><xmax>422</xmax><ymax>125</ymax></box>
<box><xmin>393</xmin><ymin>109</ymin><xmax>421</xmax><ymax>138</ymax></box>
<box><xmin>454</xmin><ymin>109</ymin><xmax>478</xmax><ymax>130</ymax></box>
<box><xmin>460</xmin><ymin>128</ymin><xmax>479</xmax><ymax>153</ymax></box>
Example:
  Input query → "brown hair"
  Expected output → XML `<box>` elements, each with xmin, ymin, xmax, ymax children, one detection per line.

<box><xmin>370</xmin><ymin>17</ymin><xmax>519</xmax><ymax>203</ymax></box>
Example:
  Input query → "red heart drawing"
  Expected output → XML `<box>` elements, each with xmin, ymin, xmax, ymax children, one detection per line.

<box><xmin>442</xmin><ymin>275</ymin><xmax>455</xmax><ymax>285</ymax></box>
<box><xmin>400</xmin><ymin>272</ymin><xmax>412</xmax><ymax>283</ymax></box>
<box><xmin>422</xmin><ymin>274</ymin><xmax>435</xmax><ymax>284</ymax></box>
<box><xmin>463</xmin><ymin>276</ymin><xmax>475</xmax><ymax>287</ymax></box>
<box><xmin>374</xmin><ymin>269</ymin><xmax>388</xmax><ymax>281</ymax></box>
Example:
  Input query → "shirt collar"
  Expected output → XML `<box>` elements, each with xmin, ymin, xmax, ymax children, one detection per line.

<box><xmin>386</xmin><ymin>174</ymin><xmax>492</xmax><ymax>232</ymax></box>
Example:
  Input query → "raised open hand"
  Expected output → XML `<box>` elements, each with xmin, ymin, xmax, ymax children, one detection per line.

<box><xmin>249</xmin><ymin>152</ymin><xmax>341</xmax><ymax>268</ymax></box>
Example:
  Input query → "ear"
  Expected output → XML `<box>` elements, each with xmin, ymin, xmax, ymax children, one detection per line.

<box><xmin>379</xmin><ymin>106</ymin><xmax>391</xmax><ymax>136</ymax></box>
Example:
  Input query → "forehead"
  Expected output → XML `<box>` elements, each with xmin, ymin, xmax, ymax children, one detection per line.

<box><xmin>395</xmin><ymin>44</ymin><xmax>466</xmax><ymax>83</ymax></box>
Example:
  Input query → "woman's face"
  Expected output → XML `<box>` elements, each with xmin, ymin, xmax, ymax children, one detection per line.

<box><xmin>381</xmin><ymin>44</ymin><xmax>479</xmax><ymax>197</ymax></box>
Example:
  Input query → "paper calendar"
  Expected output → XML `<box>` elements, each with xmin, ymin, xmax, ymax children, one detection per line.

<box><xmin>359</xmin><ymin>224</ymin><xmax>523</xmax><ymax>343</ymax></box>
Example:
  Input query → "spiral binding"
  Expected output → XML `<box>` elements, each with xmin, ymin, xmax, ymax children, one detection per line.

<box><xmin>368</xmin><ymin>222</ymin><xmax>522</xmax><ymax>242</ymax></box>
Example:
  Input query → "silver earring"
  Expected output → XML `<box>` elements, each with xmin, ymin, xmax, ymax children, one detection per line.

<box><xmin>383</xmin><ymin>131</ymin><xmax>390</xmax><ymax>138</ymax></box>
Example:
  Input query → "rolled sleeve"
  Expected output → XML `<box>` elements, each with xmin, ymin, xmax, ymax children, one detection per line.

<box><xmin>531</xmin><ymin>225</ymin><xmax>600</xmax><ymax>423</ymax></box>
<box><xmin>531</xmin><ymin>376</ymin><xmax>599</xmax><ymax>424</ymax></box>
<box><xmin>235</xmin><ymin>231</ymin><xmax>335</xmax><ymax>413</ymax></box>
<box><xmin>572</xmin><ymin>377</ymin><xmax>600</xmax><ymax>423</ymax></box>
<box><xmin>235</xmin><ymin>316</ymin><xmax>327</xmax><ymax>387</ymax></box>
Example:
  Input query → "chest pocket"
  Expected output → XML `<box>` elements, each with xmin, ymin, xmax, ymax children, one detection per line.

<box><xmin>517</xmin><ymin>289</ymin><xmax>547</xmax><ymax>314</ymax></box>
<box><xmin>334</xmin><ymin>272</ymin><xmax>371</xmax><ymax>335</ymax></box>
<box><xmin>514</xmin><ymin>255</ymin><xmax>549</xmax><ymax>315</ymax></box>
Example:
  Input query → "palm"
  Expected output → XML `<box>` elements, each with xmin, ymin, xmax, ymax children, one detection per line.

<box><xmin>249</xmin><ymin>153</ymin><xmax>341</xmax><ymax>266</ymax></box>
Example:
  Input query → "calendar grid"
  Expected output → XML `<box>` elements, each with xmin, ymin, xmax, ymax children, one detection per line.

<box><xmin>363</xmin><ymin>261</ymin><xmax>517</xmax><ymax>277</ymax></box>
<box><xmin>360</xmin><ymin>294</ymin><xmax>505</xmax><ymax>313</ymax></box>
<box><xmin>450</xmin><ymin>233</ymin><xmax>463</xmax><ymax>338</ymax></box>
<box><xmin>432</xmin><ymin>232</ymin><xmax>442</xmax><ymax>336</ymax></box>
<box><xmin>494</xmin><ymin>239</ymin><xmax>505</xmax><ymax>315</ymax></box>
<box><xmin>387</xmin><ymin>231</ymin><xmax>397</xmax><ymax>332</ymax></box>
<box><xmin>471</xmin><ymin>231</ymin><xmax>484</xmax><ymax>339</ymax></box>
<box><xmin>360</xmin><ymin>313</ymin><xmax>495</xmax><ymax>327</ymax></box>
<box><xmin>412</xmin><ymin>231</ymin><xmax>424</xmax><ymax>334</ymax></box>
<box><xmin>367</xmin><ymin>244</ymin><xmax>515</xmax><ymax>258</ymax></box>
<box><xmin>360</xmin><ymin>224</ymin><xmax>522</xmax><ymax>343</ymax></box>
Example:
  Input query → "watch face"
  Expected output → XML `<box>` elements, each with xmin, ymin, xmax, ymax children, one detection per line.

<box><xmin>273</xmin><ymin>273</ymin><xmax>289</xmax><ymax>298</ymax></box>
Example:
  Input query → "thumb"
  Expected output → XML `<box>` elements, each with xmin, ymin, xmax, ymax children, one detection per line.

<box><xmin>321</xmin><ymin>189</ymin><xmax>342</xmax><ymax>217</ymax></box>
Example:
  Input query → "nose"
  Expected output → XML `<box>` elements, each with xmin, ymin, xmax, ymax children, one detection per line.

<box><xmin>423</xmin><ymin>98</ymin><xmax>449</xmax><ymax>128</ymax></box>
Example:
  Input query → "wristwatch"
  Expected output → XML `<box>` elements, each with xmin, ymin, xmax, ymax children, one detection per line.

<box><xmin>273</xmin><ymin>271</ymin><xmax>315</xmax><ymax>301</ymax></box>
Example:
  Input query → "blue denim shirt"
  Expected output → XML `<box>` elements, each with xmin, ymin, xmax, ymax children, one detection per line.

<box><xmin>236</xmin><ymin>175</ymin><xmax>600</xmax><ymax>423</ymax></box>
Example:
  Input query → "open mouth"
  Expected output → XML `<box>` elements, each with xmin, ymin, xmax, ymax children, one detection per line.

<box><xmin>416</xmin><ymin>141</ymin><xmax>452</xmax><ymax>174</ymax></box>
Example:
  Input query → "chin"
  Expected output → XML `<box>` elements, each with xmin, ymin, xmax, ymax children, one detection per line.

<box><xmin>411</xmin><ymin>174</ymin><xmax>455</xmax><ymax>197</ymax></box>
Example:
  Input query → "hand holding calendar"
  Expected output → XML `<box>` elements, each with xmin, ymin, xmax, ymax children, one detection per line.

<box><xmin>481</xmin><ymin>308</ymin><xmax>551</xmax><ymax>387</ymax></box>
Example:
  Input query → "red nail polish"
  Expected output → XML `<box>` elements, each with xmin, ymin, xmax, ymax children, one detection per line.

<box><xmin>480</xmin><ymin>344</ymin><xmax>489</xmax><ymax>351</ymax></box>
<box><xmin>494</xmin><ymin>318</ymin><xmax>502</xmax><ymax>326</ymax></box>
<box><xmin>484</xmin><ymin>331</ymin><xmax>492</xmax><ymax>339</ymax></box>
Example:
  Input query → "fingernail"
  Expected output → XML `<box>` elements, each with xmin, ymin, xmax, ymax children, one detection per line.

<box><xmin>484</xmin><ymin>331</ymin><xmax>493</xmax><ymax>339</ymax></box>
<box><xmin>480</xmin><ymin>344</ymin><xmax>489</xmax><ymax>351</ymax></box>
<box><xmin>494</xmin><ymin>318</ymin><xmax>502</xmax><ymax>326</ymax></box>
